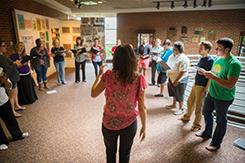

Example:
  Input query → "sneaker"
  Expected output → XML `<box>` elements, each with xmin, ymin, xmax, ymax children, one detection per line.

<box><xmin>191</xmin><ymin>126</ymin><xmax>201</xmax><ymax>131</ymax></box>
<box><xmin>195</xmin><ymin>132</ymin><xmax>211</xmax><ymax>139</ymax></box>
<box><xmin>62</xmin><ymin>81</ymin><xmax>67</xmax><ymax>85</ymax></box>
<box><xmin>57</xmin><ymin>82</ymin><xmax>62</xmax><ymax>86</ymax></box>
<box><xmin>22</xmin><ymin>132</ymin><xmax>29</xmax><ymax>138</ymax></box>
<box><xmin>154</xmin><ymin>94</ymin><xmax>164</xmax><ymax>97</ymax></box>
<box><xmin>82</xmin><ymin>80</ymin><xmax>87</xmax><ymax>82</ymax></box>
<box><xmin>148</xmin><ymin>83</ymin><xmax>155</xmax><ymax>86</ymax></box>
<box><xmin>12</xmin><ymin>132</ymin><xmax>28</xmax><ymax>141</ymax></box>
<box><xmin>174</xmin><ymin>109</ymin><xmax>184</xmax><ymax>115</ymax></box>
<box><xmin>75</xmin><ymin>81</ymin><xmax>80</xmax><ymax>83</ymax></box>
<box><xmin>0</xmin><ymin>144</ymin><xmax>8</xmax><ymax>150</ymax></box>
<box><xmin>205</xmin><ymin>144</ymin><xmax>220</xmax><ymax>151</ymax></box>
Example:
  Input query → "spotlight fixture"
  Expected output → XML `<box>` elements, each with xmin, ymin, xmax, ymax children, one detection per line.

<box><xmin>171</xmin><ymin>1</ymin><xmax>175</xmax><ymax>9</ymax></box>
<box><xmin>202</xmin><ymin>0</ymin><xmax>207</xmax><ymax>7</ymax></box>
<box><xmin>183</xmin><ymin>0</ymin><xmax>188</xmax><ymax>8</ymax></box>
<box><xmin>208</xmin><ymin>0</ymin><xmax>212</xmax><ymax>7</ymax></box>
<box><xmin>156</xmin><ymin>1</ymin><xmax>160</xmax><ymax>10</ymax></box>
<box><xmin>193</xmin><ymin>0</ymin><xmax>197</xmax><ymax>8</ymax></box>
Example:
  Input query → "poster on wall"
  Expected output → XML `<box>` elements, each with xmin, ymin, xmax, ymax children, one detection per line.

<box><xmin>36</xmin><ymin>18</ymin><xmax>41</xmax><ymax>31</ymax></box>
<box><xmin>32</xmin><ymin>19</ymin><xmax>36</xmax><ymax>30</ymax></box>
<box><xmin>41</xmin><ymin>19</ymin><xmax>46</xmax><ymax>30</ymax></box>
<box><xmin>45</xmin><ymin>19</ymin><xmax>49</xmax><ymax>30</ymax></box>
<box><xmin>21</xmin><ymin>36</ymin><xmax>34</xmax><ymax>54</ymax></box>
<box><xmin>25</xmin><ymin>19</ymin><xmax>32</xmax><ymax>29</ymax></box>
<box><xmin>40</xmin><ymin>32</ymin><xmax>45</xmax><ymax>41</ymax></box>
<box><xmin>45</xmin><ymin>31</ymin><xmax>49</xmax><ymax>42</ymax></box>
<box><xmin>17</xmin><ymin>14</ymin><xmax>25</xmax><ymax>30</ymax></box>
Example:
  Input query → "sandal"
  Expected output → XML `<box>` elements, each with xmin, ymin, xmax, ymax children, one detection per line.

<box><xmin>191</xmin><ymin>126</ymin><xmax>201</xmax><ymax>131</ymax></box>
<box><xmin>14</xmin><ymin>112</ymin><xmax>22</xmax><ymax>118</ymax></box>
<box><xmin>15</xmin><ymin>106</ymin><xmax>26</xmax><ymax>111</ymax></box>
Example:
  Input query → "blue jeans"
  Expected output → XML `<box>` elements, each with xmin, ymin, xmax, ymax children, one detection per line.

<box><xmin>102</xmin><ymin>120</ymin><xmax>137</xmax><ymax>163</ymax></box>
<box><xmin>35</xmin><ymin>65</ymin><xmax>47</xmax><ymax>84</ymax></box>
<box><xmin>92</xmin><ymin>61</ymin><xmax>102</xmax><ymax>77</ymax></box>
<box><xmin>54</xmin><ymin>61</ymin><xmax>65</xmax><ymax>83</ymax></box>
<box><xmin>202</xmin><ymin>94</ymin><xmax>233</xmax><ymax>146</ymax></box>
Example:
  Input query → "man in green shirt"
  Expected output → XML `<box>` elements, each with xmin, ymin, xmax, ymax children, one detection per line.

<box><xmin>196</xmin><ymin>37</ymin><xmax>242</xmax><ymax>151</ymax></box>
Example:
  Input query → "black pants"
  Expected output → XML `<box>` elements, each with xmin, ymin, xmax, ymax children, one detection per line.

<box><xmin>0</xmin><ymin>100</ymin><xmax>23</xmax><ymax>145</ymax></box>
<box><xmin>151</xmin><ymin>60</ymin><xmax>157</xmax><ymax>85</ymax></box>
<box><xmin>75</xmin><ymin>60</ymin><xmax>86</xmax><ymax>82</ymax></box>
<box><xmin>102</xmin><ymin>120</ymin><xmax>137</xmax><ymax>163</ymax></box>
<box><xmin>92</xmin><ymin>61</ymin><xmax>102</xmax><ymax>77</ymax></box>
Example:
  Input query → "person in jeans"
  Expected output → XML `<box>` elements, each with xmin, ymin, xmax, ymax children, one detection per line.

<box><xmin>74</xmin><ymin>37</ymin><xmax>87</xmax><ymax>83</ymax></box>
<box><xmin>149</xmin><ymin>38</ymin><xmax>164</xmax><ymax>85</ymax></box>
<box><xmin>91</xmin><ymin>45</ymin><xmax>147</xmax><ymax>163</ymax></box>
<box><xmin>51</xmin><ymin>39</ymin><xmax>66</xmax><ymax>85</ymax></box>
<box><xmin>0</xmin><ymin>69</ymin><xmax>29</xmax><ymax>151</ymax></box>
<box><xmin>196</xmin><ymin>37</ymin><xmax>241</xmax><ymax>151</ymax></box>
<box><xmin>30</xmin><ymin>38</ymin><xmax>50</xmax><ymax>90</ymax></box>
<box><xmin>180</xmin><ymin>41</ymin><xmax>214</xmax><ymax>131</ymax></box>
<box><xmin>166</xmin><ymin>41</ymin><xmax>190</xmax><ymax>115</ymax></box>
<box><xmin>154</xmin><ymin>39</ymin><xmax>173</xmax><ymax>97</ymax></box>
<box><xmin>91</xmin><ymin>38</ymin><xmax>104</xmax><ymax>77</ymax></box>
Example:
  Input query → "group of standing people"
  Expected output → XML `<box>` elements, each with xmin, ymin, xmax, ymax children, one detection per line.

<box><xmin>90</xmin><ymin>36</ymin><xmax>241</xmax><ymax>163</ymax></box>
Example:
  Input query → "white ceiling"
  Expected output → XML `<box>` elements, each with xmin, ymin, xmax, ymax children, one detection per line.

<box><xmin>34</xmin><ymin>0</ymin><xmax>245</xmax><ymax>17</ymax></box>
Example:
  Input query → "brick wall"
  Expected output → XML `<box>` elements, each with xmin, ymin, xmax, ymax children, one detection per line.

<box><xmin>0</xmin><ymin>0</ymin><xmax>67</xmax><ymax>47</ymax></box>
<box><xmin>117</xmin><ymin>9</ymin><xmax>245</xmax><ymax>55</ymax></box>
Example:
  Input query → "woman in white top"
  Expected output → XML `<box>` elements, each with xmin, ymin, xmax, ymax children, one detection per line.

<box><xmin>0</xmin><ymin>69</ymin><xmax>28</xmax><ymax>150</ymax></box>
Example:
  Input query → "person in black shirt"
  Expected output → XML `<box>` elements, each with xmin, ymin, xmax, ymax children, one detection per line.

<box><xmin>180</xmin><ymin>41</ymin><xmax>214</xmax><ymax>131</ymax></box>
<box><xmin>51</xmin><ymin>39</ymin><xmax>66</xmax><ymax>85</ymax></box>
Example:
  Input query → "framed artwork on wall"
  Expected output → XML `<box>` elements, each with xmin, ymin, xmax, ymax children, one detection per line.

<box><xmin>167</xmin><ymin>27</ymin><xmax>177</xmax><ymax>41</ymax></box>
<box><xmin>17</xmin><ymin>14</ymin><xmax>25</xmax><ymax>30</ymax></box>
<box><xmin>95</xmin><ymin>17</ymin><xmax>104</xmax><ymax>25</ymax></box>
<box><xmin>72</xmin><ymin>27</ymin><xmax>80</xmax><ymax>34</ymax></box>
<box><xmin>62</xmin><ymin>27</ymin><xmax>70</xmax><ymax>33</ymax></box>
<box><xmin>208</xmin><ymin>30</ymin><xmax>216</xmax><ymax>40</ymax></box>
<box><xmin>81</xmin><ymin>17</ymin><xmax>90</xmax><ymax>25</ymax></box>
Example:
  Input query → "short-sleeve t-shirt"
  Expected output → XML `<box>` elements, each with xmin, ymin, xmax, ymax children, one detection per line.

<box><xmin>195</xmin><ymin>56</ymin><xmax>214</xmax><ymax>86</ymax></box>
<box><xmin>51</xmin><ymin>47</ymin><xmax>65</xmax><ymax>62</ymax></box>
<box><xmin>102</xmin><ymin>70</ymin><xmax>147</xmax><ymax>130</ymax></box>
<box><xmin>209</xmin><ymin>55</ymin><xmax>241</xmax><ymax>101</ymax></box>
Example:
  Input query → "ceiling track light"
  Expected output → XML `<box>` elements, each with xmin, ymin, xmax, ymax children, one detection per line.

<box><xmin>171</xmin><ymin>1</ymin><xmax>175</xmax><ymax>9</ymax></box>
<box><xmin>183</xmin><ymin>0</ymin><xmax>188</xmax><ymax>8</ymax></box>
<box><xmin>193</xmin><ymin>0</ymin><xmax>197</xmax><ymax>8</ymax></box>
<box><xmin>202</xmin><ymin>0</ymin><xmax>207</xmax><ymax>7</ymax></box>
<box><xmin>156</xmin><ymin>1</ymin><xmax>160</xmax><ymax>10</ymax></box>
<box><xmin>208</xmin><ymin>0</ymin><xmax>212</xmax><ymax>7</ymax></box>
<box><xmin>152</xmin><ymin>0</ymin><xmax>212</xmax><ymax>10</ymax></box>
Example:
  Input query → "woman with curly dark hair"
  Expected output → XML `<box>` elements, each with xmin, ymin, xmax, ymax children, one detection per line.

<box><xmin>91</xmin><ymin>44</ymin><xmax>147</xmax><ymax>163</ymax></box>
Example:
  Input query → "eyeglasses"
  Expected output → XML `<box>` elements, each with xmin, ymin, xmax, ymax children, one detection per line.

<box><xmin>0</xmin><ymin>44</ymin><xmax>6</xmax><ymax>47</ymax></box>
